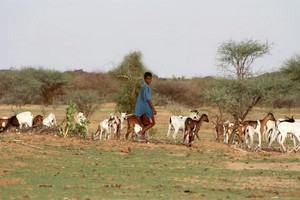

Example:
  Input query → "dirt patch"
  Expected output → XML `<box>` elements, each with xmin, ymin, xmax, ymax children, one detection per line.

<box><xmin>246</xmin><ymin>191</ymin><xmax>300</xmax><ymax>198</ymax></box>
<box><xmin>226</xmin><ymin>162</ymin><xmax>300</xmax><ymax>171</ymax></box>
<box><xmin>233</xmin><ymin>176</ymin><xmax>299</xmax><ymax>192</ymax></box>
<box><xmin>1</xmin><ymin>133</ymin><xmax>299</xmax><ymax>158</ymax></box>
<box><xmin>0</xmin><ymin>178</ymin><xmax>25</xmax><ymax>186</ymax></box>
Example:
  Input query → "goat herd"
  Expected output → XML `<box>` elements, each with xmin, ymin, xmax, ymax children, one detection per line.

<box><xmin>166</xmin><ymin>110</ymin><xmax>300</xmax><ymax>153</ymax></box>
<box><xmin>213</xmin><ymin>112</ymin><xmax>300</xmax><ymax>153</ymax></box>
<box><xmin>0</xmin><ymin>110</ymin><xmax>300</xmax><ymax>153</ymax></box>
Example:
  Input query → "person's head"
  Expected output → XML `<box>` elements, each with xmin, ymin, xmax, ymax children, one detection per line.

<box><xmin>144</xmin><ymin>72</ymin><xmax>153</xmax><ymax>85</ymax></box>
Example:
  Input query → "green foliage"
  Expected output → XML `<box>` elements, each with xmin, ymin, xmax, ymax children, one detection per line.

<box><xmin>278</xmin><ymin>55</ymin><xmax>300</xmax><ymax>106</ymax></box>
<box><xmin>217</xmin><ymin>39</ymin><xmax>271</xmax><ymax>79</ymax></box>
<box><xmin>30</xmin><ymin>67</ymin><xmax>70</xmax><ymax>106</ymax></box>
<box><xmin>208</xmin><ymin>39</ymin><xmax>291</xmax><ymax>122</ymax></box>
<box><xmin>153</xmin><ymin>78</ymin><xmax>205</xmax><ymax>107</ymax></box>
<box><xmin>0</xmin><ymin>67</ymin><xmax>69</xmax><ymax>106</ymax></box>
<box><xmin>67</xmin><ymin>71</ymin><xmax>119</xmax><ymax>101</ymax></box>
<box><xmin>66</xmin><ymin>89</ymin><xmax>100</xmax><ymax>118</ymax></box>
<box><xmin>203</xmin><ymin>74</ymin><xmax>292</xmax><ymax>122</ymax></box>
<box><xmin>58</xmin><ymin>101</ymin><xmax>89</xmax><ymax>138</ymax></box>
<box><xmin>110</xmin><ymin>51</ymin><xmax>147</xmax><ymax>113</ymax></box>
<box><xmin>281</xmin><ymin>54</ymin><xmax>300</xmax><ymax>82</ymax></box>
<box><xmin>0</xmin><ymin>70</ymin><xmax>41</xmax><ymax>106</ymax></box>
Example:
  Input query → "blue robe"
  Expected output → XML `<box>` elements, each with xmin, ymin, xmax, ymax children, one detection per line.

<box><xmin>134</xmin><ymin>83</ymin><xmax>153</xmax><ymax>118</ymax></box>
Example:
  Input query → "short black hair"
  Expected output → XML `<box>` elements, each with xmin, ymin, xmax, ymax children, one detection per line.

<box><xmin>144</xmin><ymin>72</ymin><xmax>152</xmax><ymax>79</ymax></box>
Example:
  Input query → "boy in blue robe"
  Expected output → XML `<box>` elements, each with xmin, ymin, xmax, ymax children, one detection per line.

<box><xmin>134</xmin><ymin>72</ymin><xmax>157</xmax><ymax>139</ymax></box>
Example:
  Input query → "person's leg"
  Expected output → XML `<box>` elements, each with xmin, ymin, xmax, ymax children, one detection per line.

<box><xmin>140</xmin><ymin>115</ymin><xmax>155</xmax><ymax>137</ymax></box>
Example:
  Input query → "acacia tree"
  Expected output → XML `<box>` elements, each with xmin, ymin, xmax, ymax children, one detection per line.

<box><xmin>204</xmin><ymin>74</ymin><xmax>292</xmax><ymax>123</ymax></box>
<box><xmin>110</xmin><ymin>51</ymin><xmax>147</xmax><ymax>113</ymax></box>
<box><xmin>204</xmin><ymin>39</ymin><xmax>291</xmax><ymax>124</ymax></box>
<box><xmin>217</xmin><ymin>39</ymin><xmax>271</xmax><ymax>79</ymax></box>
<box><xmin>28</xmin><ymin>67</ymin><xmax>70</xmax><ymax>106</ymax></box>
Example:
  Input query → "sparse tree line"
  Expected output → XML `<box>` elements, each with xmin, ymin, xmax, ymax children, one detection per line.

<box><xmin>0</xmin><ymin>40</ymin><xmax>299</xmax><ymax>123</ymax></box>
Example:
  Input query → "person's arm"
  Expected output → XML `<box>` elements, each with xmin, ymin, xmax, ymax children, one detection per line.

<box><xmin>147</xmin><ymin>99</ymin><xmax>157</xmax><ymax>115</ymax></box>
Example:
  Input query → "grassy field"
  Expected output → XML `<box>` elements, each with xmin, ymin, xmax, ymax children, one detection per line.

<box><xmin>0</xmin><ymin>104</ymin><xmax>300</xmax><ymax>199</ymax></box>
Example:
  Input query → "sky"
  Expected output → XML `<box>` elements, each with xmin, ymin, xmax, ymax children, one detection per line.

<box><xmin>1</xmin><ymin>0</ymin><xmax>299</xmax><ymax>78</ymax></box>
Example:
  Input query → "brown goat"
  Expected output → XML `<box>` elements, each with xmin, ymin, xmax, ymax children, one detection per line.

<box><xmin>0</xmin><ymin>117</ymin><xmax>9</xmax><ymax>131</ymax></box>
<box><xmin>184</xmin><ymin>114</ymin><xmax>209</xmax><ymax>144</ymax></box>
<box><xmin>215</xmin><ymin>124</ymin><xmax>224</xmax><ymax>142</ymax></box>
<box><xmin>33</xmin><ymin>115</ymin><xmax>44</xmax><ymax>127</ymax></box>
<box><xmin>125</xmin><ymin>115</ymin><xmax>144</xmax><ymax>140</ymax></box>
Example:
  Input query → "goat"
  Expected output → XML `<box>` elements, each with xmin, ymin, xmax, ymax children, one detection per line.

<box><xmin>183</xmin><ymin>114</ymin><xmax>209</xmax><ymax>144</ymax></box>
<box><xmin>75</xmin><ymin>112</ymin><xmax>87</xmax><ymax>125</ymax></box>
<box><xmin>111</xmin><ymin>116</ymin><xmax>121</xmax><ymax>139</ymax></box>
<box><xmin>166</xmin><ymin>110</ymin><xmax>200</xmax><ymax>141</ymax></box>
<box><xmin>32</xmin><ymin>115</ymin><xmax>44</xmax><ymax>127</ymax></box>
<box><xmin>119</xmin><ymin>111</ymin><xmax>127</xmax><ymax>130</ymax></box>
<box><xmin>268</xmin><ymin>118</ymin><xmax>300</xmax><ymax>150</ymax></box>
<box><xmin>238</xmin><ymin>112</ymin><xmax>275</xmax><ymax>150</ymax></box>
<box><xmin>0</xmin><ymin>111</ymin><xmax>34</xmax><ymax>132</ymax></box>
<box><xmin>74</xmin><ymin>112</ymin><xmax>89</xmax><ymax>136</ymax></box>
<box><xmin>94</xmin><ymin>115</ymin><xmax>115</xmax><ymax>140</ymax></box>
<box><xmin>125</xmin><ymin>115</ymin><xmax>144</xmax><ymax>140</ymax></box>
<box><xmin>264</xmin><ymin>117</ymin><xmax>297</xmax><ymax>142</ymax></box>
<box><xmin>214</xmin><ymin>121</ymin><xmax>234</xmax><ymax>143</ymax></box>
<box><xmin>268</xmin><ymin>120</ymin><xmax>300</xmax><ymax>153</ymax></box>
<box><xmin>227</xmin><ymin>124</ymin><xmax>245</xmax><ymax>145</ymax></box>
<box><xmin>214</xmin><ymin>124</ymin><xmax>224</xmax><ymax>142</ymax></box>
<box><xmin>0</xmin><ymin>117</ymin><xmax>9</xmax><ymax>131</ymax></box>
<box><xmin>43</xmin><ymin>113</ymin><xmax>57</xmax><ymax>127</ymax></box>
<box><xmin>93</xmin><ymin>112</ymin><xmax>127</xmax><ymax>140</ymax></box>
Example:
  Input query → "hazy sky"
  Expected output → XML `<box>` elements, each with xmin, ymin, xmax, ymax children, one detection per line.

<box><xmin>1</xmin><ymin>0</ymin><xmax>299</xmax><ymax>78</ymax></box>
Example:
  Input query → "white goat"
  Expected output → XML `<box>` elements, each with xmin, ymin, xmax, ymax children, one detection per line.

<box><xmin>263</xmin><ymin>118</ymin><xmax>300</xmax><ymax>142</ymax></box>
<box><xmin>0</xmin><ymin>111</ymin><xmax>34</xmax><ymax>132</ymax></box>
<box><xmin>17</xmin><ymin>111</ymin><xmax>34</xmax><ymax>128</ymax></box>
<box><xmin>166</xmin><ymin>110</ymin><xmax>200</xmax><ymax>141</ymax></box>
<box><xmin>75</xmin><ymin>112</ymin><xmax>87</xmax><ymax>125</ymax></box>
<box><xmin>119</xmin><ymin>112</ymin><xmax>127</xmax><ymax>130</ymax></box>
<box><xmin>268</xmin><ymin>120</ymin><xmax>300</xmax><ymax>153</ymax></box>
<box><xmin>74</xmin><ymin>112</ymin><xmax>89</xmax><ymax>135</ymax></box>
<box><xmin>94</xmin><ymin>114</ymin><xmax>115</xmax><ymax>140</ymax></box>
<box><xmin>43</xmin><ymin>113</ymin><xmax>57</xmax><ymax>127</ymax></box>
<box><xmin>244</xmin><ymin>121</ymin><xmax>262</xmax><ymax>149</ymax></box>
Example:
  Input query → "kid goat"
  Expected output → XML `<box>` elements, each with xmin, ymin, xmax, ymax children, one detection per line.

<box><xmin>125</xmin><ymin>115</ymin><xmax>144</xmax><ymax>140</ymax></box>
<box><xmin>183</xmin><ymin>113</ymin><xmax>209</xmax><ymax>144</ymax></box>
